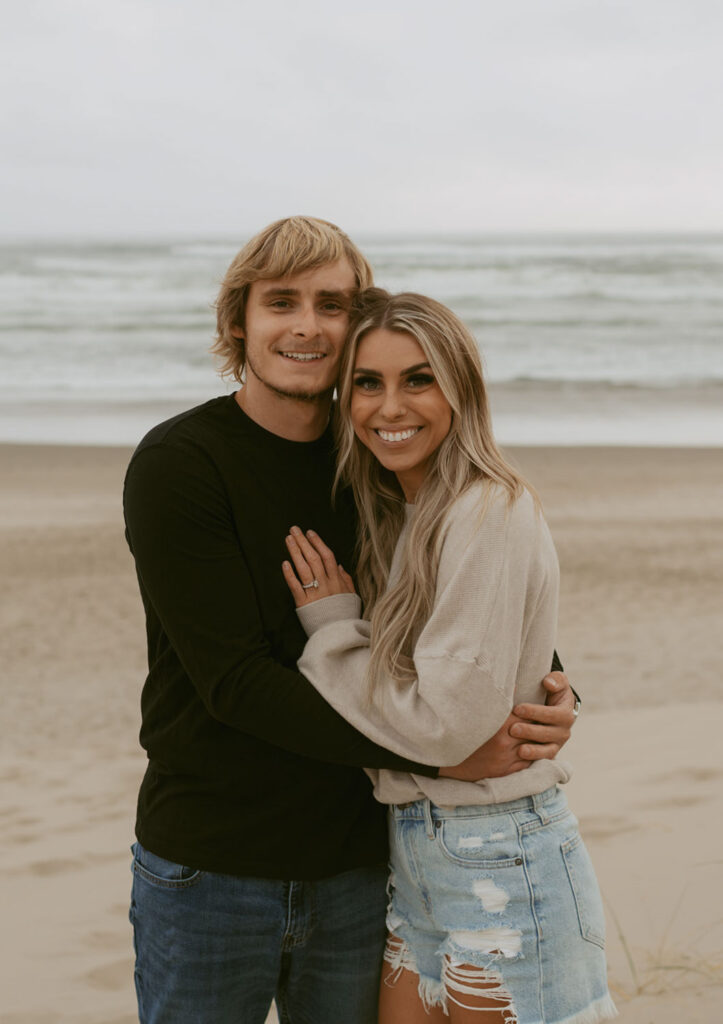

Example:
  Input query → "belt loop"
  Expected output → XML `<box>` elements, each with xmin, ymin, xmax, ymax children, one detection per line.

<box><xmin>531</xmin><ymin>791</ymin><xmax>550</xmax><ymax>825</ymax></box>
<box><xmin>423</xmin><ymin>799</ymin><xmax>435</xmax><ymax>839</ymax></box>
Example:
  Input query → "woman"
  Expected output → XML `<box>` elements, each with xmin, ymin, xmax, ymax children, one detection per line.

<box><xmin>281</xmin><ymin>289</ymin><xmax>616</xmax><ymax>1024</ymax></box>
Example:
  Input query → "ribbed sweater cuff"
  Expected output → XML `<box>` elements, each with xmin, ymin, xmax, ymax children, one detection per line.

<box><xmin>296</xmin><ymin>594</ymin><xmax>362</xmax><ymax>636</ymax></box>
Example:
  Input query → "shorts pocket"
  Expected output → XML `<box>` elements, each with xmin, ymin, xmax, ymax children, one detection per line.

<box><xmin>561</xmin><ymin>833</ymin><xmax>606</xmax><ymax>949</ymax></box>
<box><xmin>436</xmin><ymin>818</ymin><xmax>523</xmax><ymax>869</ymax></box>
<box><xmin>131</xmin><ymin>842</ymin><xmax>204</xmax><ymax>890</ymax></box>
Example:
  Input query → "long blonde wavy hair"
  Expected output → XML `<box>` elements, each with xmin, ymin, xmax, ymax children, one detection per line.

<box><xmin>334</xmin><ymin>289</ymin><xmax>532</xmax><ymax>693</ymax></box>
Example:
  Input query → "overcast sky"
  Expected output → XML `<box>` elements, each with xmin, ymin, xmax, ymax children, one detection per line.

<box><xmin>2</xmin><ymin>0</ymin><xmax>722</xmax><ymax>237</ymax></box>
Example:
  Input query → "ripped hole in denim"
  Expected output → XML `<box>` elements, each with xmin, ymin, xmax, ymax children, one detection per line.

<box><xmin>443</xmin><ymin>950</ymin><xmax>519</xmax><ymax>1020</ymax></box>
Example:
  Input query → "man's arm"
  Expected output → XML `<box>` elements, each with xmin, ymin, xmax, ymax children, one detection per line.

<box><xmin>440</xmin><ymin>672</ymin><xmax>577</xmax><ymax>781</ymax></box>
<box><xmin>124</xmin><ymin>443</ymin><xmax>437</xmax><ymax>775</ymax></box>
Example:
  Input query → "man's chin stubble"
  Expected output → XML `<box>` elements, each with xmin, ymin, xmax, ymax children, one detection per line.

<box><xmin>270</xmin><ymin>384</ymin><xmax>333</xmax><ymax>403</ymax></box>
<box><xmin>246</xmin><ymin>360</ymin><xmax>334</xmax><ymax>404</ymax></box>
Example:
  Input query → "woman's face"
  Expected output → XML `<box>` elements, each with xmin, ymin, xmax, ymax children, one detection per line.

<box><xmin>350</xmin><ymin>328</ymin><xmax>453</xmax><ymax>502</ymax></box>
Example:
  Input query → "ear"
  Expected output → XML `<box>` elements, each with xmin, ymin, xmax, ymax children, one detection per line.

<box><xmin>230</xmin><ymin>325</ymin><xmax>244</xmax><ymax>340</ymax></box>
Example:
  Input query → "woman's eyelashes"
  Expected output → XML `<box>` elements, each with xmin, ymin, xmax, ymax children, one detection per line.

<box><xmin>406</xmin><ymin>373</ymin><xmax>435</xmax><ymax>388</ymax></box>
<box><xmin>352</xmin><ymin>373</ymin><xmax>436</xmax><ymax>392</ymax></box>
<box><xmin>353</xmin><ymin>375</ymin><xmax>382</xmax><ymax>392</ymax></box>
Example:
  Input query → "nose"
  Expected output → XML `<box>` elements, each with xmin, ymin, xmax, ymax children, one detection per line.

<box><xmin>379</xmin><ymin>386</ymin><xmax>406</xmax><ymax>421</ymax></box>
<box><xmin>291</xmin><ymin>303</ymin><xmax>321</xmax><ymax>339</ymax></box>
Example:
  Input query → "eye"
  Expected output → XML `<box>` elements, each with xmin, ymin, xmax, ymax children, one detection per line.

<box><xmin>406</xmin><ymin>373</ymin><xmax>435</xmax><ymax>389</ymax></box>
<box><xmin>353</xmin><ymin>375</ymin><xmax>382</xmax><ymax>392</ymax></box>
<box><xmin>320</xmin><ymin>300</ymin><xmax>345</xmax><ymax>313</ymax></box>
<box><xmin>269</xmin><ymin>299</ymin><xmax>292</xmax><ymax>309</ymax></box>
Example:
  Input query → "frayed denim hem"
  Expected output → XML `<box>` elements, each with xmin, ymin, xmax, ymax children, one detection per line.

<box><xmin>383</xmin><ymin>933</ymin><xmax>449</xmax><ymax>1014</ymax></box>
<box><xmin>547</xmin><ymin>993</ymin><xmax>618</xmax><ymax>1024</ymax></box>
<box><xmin>384</xmin><ymin>934</ymin><xmax>523</xmax><ymax>1019</ymax></box>
<box><xmin>384</xmin><ymin>931</ymin><xmax>617</xmax><ymax>1021</ymax></box>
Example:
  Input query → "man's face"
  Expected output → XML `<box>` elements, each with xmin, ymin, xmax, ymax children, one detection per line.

<box><xmin>234</xmin><ymin>260</ymin><xmax>357</xmax><ymax>403</ymax></box>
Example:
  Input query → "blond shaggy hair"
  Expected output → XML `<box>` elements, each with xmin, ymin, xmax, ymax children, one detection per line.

<box><xmin>334</xmin><ymin>289</ymin><xmax>532</xmax><ymax>693</ymax></box>
<box><xmin>213</xmin><ymin>216</ymin><xmax>374</xmax><ymax>381</ymax></box>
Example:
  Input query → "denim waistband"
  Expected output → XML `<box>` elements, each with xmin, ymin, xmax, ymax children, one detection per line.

<box><xmin>390</xmin><ymin>785</ymin><xmax>563</xmax><ymax>823</ymax></box>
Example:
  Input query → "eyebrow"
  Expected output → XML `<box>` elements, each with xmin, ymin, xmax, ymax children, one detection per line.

<box><xmin>259</xmin><ymin>286</ymin><xmax>352</xmax><ymax>299</ymax></box>
<box><xmin>353</xmin><ymin>361</ymin><xmax>432</xmax><ymax>377</ymax></box>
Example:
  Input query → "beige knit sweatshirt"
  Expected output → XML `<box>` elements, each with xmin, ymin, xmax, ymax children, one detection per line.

<box><xmin>296</xmin><ymin>482</ymin><xmax>571</xmax><ymax>807</ymax></box>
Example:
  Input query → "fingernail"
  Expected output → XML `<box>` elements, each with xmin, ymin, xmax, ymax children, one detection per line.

<box><xmin>307</xmin><ymin>529</ymin><xmax>317</xmax><ymax>537</ymax></box>
<box><xmin>510</xmin><ymin>725</ymin><xmax>522</xmax><ymax>737</ymax></box>
<box><xmin>290</xmin><ymin>526</ymin><xmax>300</xmax><ymax>535</ymax></box>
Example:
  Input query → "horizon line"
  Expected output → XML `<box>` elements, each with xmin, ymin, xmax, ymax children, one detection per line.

<box><xmin>2</xmin><ymin>227</ymin><xmax>723</xmax><ymax>245</ymax></box>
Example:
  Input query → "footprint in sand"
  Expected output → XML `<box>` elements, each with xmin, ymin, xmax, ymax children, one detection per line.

<box><xmin>25</xmin><ymin>857</ymin><xmax>78</xmax><ymax>876</ymax></box>
<box><xmin>578</xmin><ymin>815</ymin><xmax>642</xmax><ymax>841</ymax></box>
<box><xmin>83</xmin><ymin>956</ymin><xmax>132</xmax><ymax>991</ymax></box>
<box><xmin>636</xmin><ymin>793</ymin><xmax>708</xmax><ymax>811</ymax></box>
<box><xmin>0</xmin><ymin>803</ymin><xmax>25</xmax><ymax>818</ymax></box>
<box><xmin>2</xmin><ymin>1014</ymin><xmax>63</xmax><ymax>1024</ymax></box>
<box><xmin>647</xmin><ymin>766</ymin><xmax>723</xmax><ymax>786</ymax></box>
<box><xmin>84</xmin><ymin>927</ymin><xmax>131</xmax><ymax>952</ymax></box>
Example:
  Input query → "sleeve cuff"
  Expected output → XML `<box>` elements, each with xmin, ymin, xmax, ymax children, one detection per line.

<box><xmin>296</xmin><ymin>593</ymin><xmax>362</xmax><ymax>636</ymax></box>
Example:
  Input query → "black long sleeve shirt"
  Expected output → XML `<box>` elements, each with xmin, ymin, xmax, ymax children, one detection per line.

<box><xmin>123</xmin><ymin>395</ymin><xmax>437</xmax><ymax>879</ymax></box>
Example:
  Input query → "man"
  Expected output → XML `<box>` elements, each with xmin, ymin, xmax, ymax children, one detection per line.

<box><xmin>124</xmin><ymin>216</ymin><xmax>577</xmax><ymax>1024</ymax></box>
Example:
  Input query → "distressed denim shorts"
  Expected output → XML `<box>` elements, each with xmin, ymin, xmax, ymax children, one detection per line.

<box><xmin>385</xmin><ymin>786</ymin><xmax>617</xmax><ymax>1023</ymax></box>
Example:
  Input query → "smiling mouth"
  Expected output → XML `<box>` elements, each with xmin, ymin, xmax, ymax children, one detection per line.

<box><xmin>375</xmin><ymin>427</ymin><xmax>422</xmax><ymax>443</ymax></box>
<box><xmin>280</xmin><ymin>351</ymin><xmax>326</xmax><ymax>362</ymax></box>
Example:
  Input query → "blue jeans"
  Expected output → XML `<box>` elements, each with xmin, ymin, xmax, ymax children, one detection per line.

<box><xmin>129</xmin><ymin>842</ymin><xmax>387</xmax><ymax>1024</ymax></box>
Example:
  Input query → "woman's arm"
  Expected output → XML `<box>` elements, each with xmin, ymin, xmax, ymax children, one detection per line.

<box><xmin>285</xmin><ymin>488</ymin><xmax>560</xmax><ymax>766</ymax></box>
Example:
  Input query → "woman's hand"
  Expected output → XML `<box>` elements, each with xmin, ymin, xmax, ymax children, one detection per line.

<box><xmin>282</xmin><ymin>526</ymin><xmax>357</xmax><ymax>607</ymax></box>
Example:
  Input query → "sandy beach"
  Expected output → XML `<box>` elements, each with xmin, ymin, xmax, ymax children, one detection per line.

<box><xmin>1</xmin><ymin>442</ymin><xmax>722</xmax><ymax>1023</ymax></box>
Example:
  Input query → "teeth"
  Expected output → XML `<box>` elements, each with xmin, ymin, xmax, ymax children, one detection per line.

<box><xmin>377</xmin><ymin>428</ymin><xmax>421</xmax><ymax>442</ymax></box>
<box><xmin>281</xmin><ymin>352</ymin><xmax>324</xmax><ymax>361</ymax></box>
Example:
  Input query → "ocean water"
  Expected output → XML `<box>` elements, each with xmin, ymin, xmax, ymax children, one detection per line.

<box><xmin>1</xmin><ymin>234</ymin><xmax>722</xmax><ymax>445</ymax></box>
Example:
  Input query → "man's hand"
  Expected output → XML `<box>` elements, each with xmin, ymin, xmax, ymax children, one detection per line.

<box><xmin>439</xmin><ymin>673</ymin><xmax>577</xmax><ymax>782</ymax></box>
